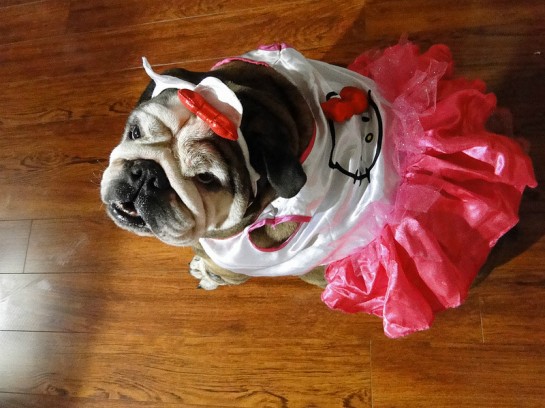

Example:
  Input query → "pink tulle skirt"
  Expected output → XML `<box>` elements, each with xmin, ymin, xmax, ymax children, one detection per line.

<box><xmin>321</xmin><ymin>42</ymin><xmax>537</xmax><ymax>338</ymax></box>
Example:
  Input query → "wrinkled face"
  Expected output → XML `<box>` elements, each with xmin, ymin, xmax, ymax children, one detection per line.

<box><xmin>100</xmin><ymin>90</ymin><xmax>253</xmax><ymax>246</ymax></box>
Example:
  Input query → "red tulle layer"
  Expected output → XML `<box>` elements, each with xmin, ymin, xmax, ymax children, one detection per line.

<box><xmin>321</xmin><ymin>42</ymin><xmax>537</xmax><ymax>338</ymax></box>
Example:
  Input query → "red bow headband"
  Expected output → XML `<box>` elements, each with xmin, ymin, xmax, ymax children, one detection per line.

<box><xmin>142</xmin><ymin>57</ymin><xmax>241</xmax><ymax>142</ymax></box>
<box><xmin>177</xmin><ymin>89</ymin><xmax>239</xmax><ymax>141</ymax></box>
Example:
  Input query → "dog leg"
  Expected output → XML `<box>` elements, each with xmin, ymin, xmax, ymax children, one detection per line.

<box><xmin>299</xmin><ymin>266</ymin><xmax>327</xmax><ymax>288</ymax></box>
<box><xmin>189</xmin><ymin>248</ymin><xmax>249</xmax><ymax>290</ymax></box>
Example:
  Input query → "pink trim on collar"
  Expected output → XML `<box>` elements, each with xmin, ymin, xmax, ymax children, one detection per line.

<box><xmin>299</xmin><ymin>124</ymin><xmax>316</xmax><ymax>164</ymax></box>
<box><xmin>258</xmin><ymin>43</ymin><xmax>293</xmax><ymax>51</ymax></box>
<box><xmin>212</xmin><ymin>43</ymin><xmax>293</xmax><ymax>70</ymax></box>
<box><xmin>249</xmin><ymin>215</ymin><xmax>312</xmax><ymax>232</ymax></box>
<box><xmin>212</xmin><ymin>57</ymin><xmax>270</xmax><ymax>70</ymax></box>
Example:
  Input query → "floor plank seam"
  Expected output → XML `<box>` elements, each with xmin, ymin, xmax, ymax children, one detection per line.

<box><xmin>21</xmin><ymin>219</ymin><xmax>33</xmax><ymax>274</ymax></box>
<box><xmin>369</xmin><ymin>339</ymin><xmax>374</xmax><ymax>408</ymax></box>
<box><xmin>479</xmin><ymin>296</ymin><xmax>485</xmax><ymax>344</ymax></box>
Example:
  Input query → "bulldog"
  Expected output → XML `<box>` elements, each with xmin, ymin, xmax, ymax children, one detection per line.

<box><xmin>101</xmin><ymin>47</ymin><xmax>337</xmax><ymax>289</ymax></box>
<box><xmin>100</xmin><ymin>43</ymin><xmax>537</xmax><ymax>337</ymax></box>
<box><xmin>101</xmin><ymin>41</ymin><xmax>395</xmax><ymax>289</ymax></box>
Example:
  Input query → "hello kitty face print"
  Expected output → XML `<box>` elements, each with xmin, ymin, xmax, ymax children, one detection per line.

<box><xmin>322</xmin><ymin>88</ymin><xmax>383</xmax><ymax>185</ymax></box>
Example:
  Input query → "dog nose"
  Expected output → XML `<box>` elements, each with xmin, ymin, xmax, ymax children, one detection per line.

<box><xmin>128</xmin><ymin>159</ymin><xmax>170</xmax><ymax>192</ymax></box>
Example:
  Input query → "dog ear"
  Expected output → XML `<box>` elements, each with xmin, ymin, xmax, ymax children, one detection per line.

<box><xmin>237</xmin><ymin>93</ymin><xmax>307</xmax><ymax>199</ymax></box>
<box><xmin>136</xmin><ymin>79</ymin><xmax>156</xmax><ymax>105</ymax></box>
<box><xmin>261</xmin><ymin>143</ymin><xmax>307</xmax><ymax>198</ymax></box>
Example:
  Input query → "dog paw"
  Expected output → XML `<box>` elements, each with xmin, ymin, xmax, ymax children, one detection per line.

<box><xmin>189</xmin><ymin>256</ymin><xmax>205</xmax><ymax>279</ymax></box>
<box><xmin>188</xmin><ymin>256</ymin><xmax>226</xmax><ymax>290</ymax></box>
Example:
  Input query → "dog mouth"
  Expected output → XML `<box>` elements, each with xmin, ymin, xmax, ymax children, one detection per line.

<box><xmin>105</xmin><ymin>159</ymin><xmax>173</xmax><ymax>231</ymax></box>
<box><xmin>103</xmin><ymin>159</ymin><xmax>201</xmax><ymax>244</ymax></box>
<box><xmin>109</xmin><ymin>201</ymin><xmax>147</xmax><ymax>229</ymax></box>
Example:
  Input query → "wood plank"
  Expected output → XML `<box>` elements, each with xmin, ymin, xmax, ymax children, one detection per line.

<box><xmin>67</xmin><ymin>0</ymin><xmax>321</xmax><ymax>34</ymax></box>
<box><xmin>0</xmin><ymin>269</ymin><xmax>378</xmax><ymax>336</ymax></box>
<box><xmin>0</xmin><ymin>331</ymin><xmax>371</xmax><ymax>406</ymax></box>
<box><xmin>0</xmin><ymin>64</ymin><xmax>210</xmax><ymax>130</ymax></box>
<box><xmin>0</xmin><ymin>0</ymin><xmax>366</xmax><ymax>83</ymax></box>
<box><xmin>479</xmin><ymin>285</ymin><xmax>545</xmax><ymax>345</ymax></box>
<box><xmin>0</xmin><ymin>220</ymin><xmax>31</xmax><ymax>273</ymax></box>
<box><xmin>0</xmin><ymin>394</ymin><xmax>191</xmax><ymax>408</ymax></box>
<box><xmin>0</xmin><ymin>0</ymin><xmax>68</xmax><ymax>45</ymax></box>
<box><xmin>0</xmin><ymin>118</ymin><xmax>116</xmax><ymax>220</ymax></box>
<box><xmin>0</xmin><ymin>0</ymin><xmax>42</xmax><ymax>7</ymax></box>
<box><xmin>476</xmin><ymin>226</ymin><xmax>545</xmax><ymax>344</ymax></box>
<box><xmin>365</xmin><ymin>0</ymin><xmax>545</xmax><ymax>36</ymax></box>
<box><xmin>371</xmin><ymin>340</ymin><xmax>545</xmax><ymax>407</ymax></box>
<box><xmin>24</xmin><ymin>217</ymin><xmax>189</xmax><ymax>274</ymax></box>
<box><xmin>0</xmin><ymin>57</ymin><xmax>261</xmax><ymax>129</ymax></box>
<box><xmin>2</xmin><ymin>266</ymin><xmax>483</xmax><ymax>343</ymax></box>
<box><xmin>0</xmin><ymin>69</ymin><xmax>144</xmax><ymax>129</ymax></box>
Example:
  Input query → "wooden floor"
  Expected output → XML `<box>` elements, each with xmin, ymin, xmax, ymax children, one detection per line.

<box><xmin>0</xmin><ymin>0</ymin><xmax>544</xmax><ymax>407</ymax></box>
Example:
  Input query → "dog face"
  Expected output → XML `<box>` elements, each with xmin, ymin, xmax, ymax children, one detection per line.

<box><xmin>101</xmin><ymin>62</ymin><xmax>313</xmax><ymax>246</ymax></box>
<box><xmin>101</xmin><ymin>88</ymin><xmax>255</xmax><ymax>246</ymax></box>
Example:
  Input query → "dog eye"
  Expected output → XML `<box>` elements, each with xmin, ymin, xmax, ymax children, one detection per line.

<box><xmin>195</xmin><ymin>172</ymin><xmax>218</xmax><ymax>185</ymax></box>
<box><xmin>128</xmin><ymin>125</ymin><xmax>141</xmax><ymax>140</ymax></box>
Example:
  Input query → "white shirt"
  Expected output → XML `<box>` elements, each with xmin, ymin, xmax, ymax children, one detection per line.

<box><xmin>200</xmin><ymin>45</ymin><xmax>398</xmax><ymax>277</ymax></box>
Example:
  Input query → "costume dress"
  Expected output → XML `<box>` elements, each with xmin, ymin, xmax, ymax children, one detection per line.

<box><xmin>200</xmin><ymin>42</ymin><xmax>537</xmax><ymax>338</ymax></box>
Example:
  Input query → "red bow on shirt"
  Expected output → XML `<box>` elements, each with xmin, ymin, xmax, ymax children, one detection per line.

<box><xmin>178</xmin><ymin>89</ymin><xmax>239</xmax><ymax>141</ymax></box>
<box><xmin>321</xmin><ymin>86</ymin><xmax>369</xmax><ymax>122</ymax></box>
